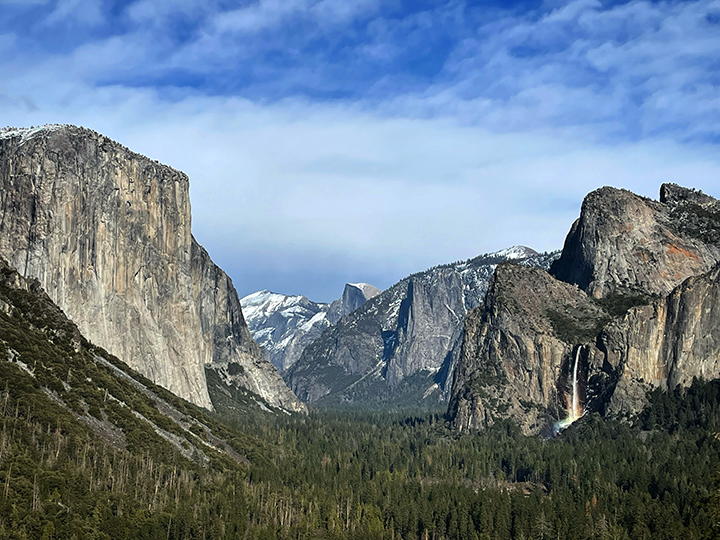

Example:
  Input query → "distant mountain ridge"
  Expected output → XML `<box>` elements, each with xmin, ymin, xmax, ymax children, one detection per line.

<box><xmin>242</xmin><ymin>283</ymin><xmax>381</xmax><ymax>372</ymax></box>
<box><xmin>286</xmin><ymin>246</ymin><xmax>559</xmax><ymax>408</ymax></box>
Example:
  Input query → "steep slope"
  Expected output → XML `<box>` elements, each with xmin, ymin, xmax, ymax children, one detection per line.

<box><xmin>0</xmin><ymin>255</ymin><xmax>302</xmax><ymax>537</ymax></box>
<box><xmin>449</xmin><ymin>184</ymin><xmax>720</xmax><ymax>434</ymax></box>
<box><xmin>0</xmin><ymin>255</ymin><xmax>265</xmax><ymax>468</ymax></box>
<box><xmin>0</xmin><ymin>125</ymin><xmax>304</xmax><ymax>413</ymax></box>
<box><xmin>286</xmin><ymin>247</ymin><xmax>558</xmax><ymax>407</ymax></box>
<box><xmin>241</xmin><ymin>283</ymin><xmax>380</xmax><ymax>373</ymax></box>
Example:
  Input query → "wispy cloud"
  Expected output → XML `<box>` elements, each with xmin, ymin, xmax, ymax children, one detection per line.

<box><xmin>4</xmin><ymin>0</ymin><xmax>718</xmax><ymax>141</ymax></box>
<box><xmin>212</xmin><ymin>0</ymin><xmax>379</xmax><ymax>33</ymax></box>
<box><xmin>0</xmin><ymin>0</ymin><xmax>50</xmax><ymax>4</ymax></box>
<box><xmin>43</xmin><ymin>0</ymin><xmax>105</xmax><ymax>26</ymax></box>
<box><xmin>0</xmin><ymin>0</ymin><xmax>718</xmax><ymax>299</ymax></box>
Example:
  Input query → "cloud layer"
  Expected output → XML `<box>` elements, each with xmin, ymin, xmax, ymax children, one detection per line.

<box><xmin>1</xmin><ymin>0</ymin><xmax>719</xmax><ymax>300</ymax></box>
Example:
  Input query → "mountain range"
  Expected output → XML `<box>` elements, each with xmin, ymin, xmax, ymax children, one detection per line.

<box><xmin>1</xmin><ymin>125</ymin><xmax>719</xmax><ymax>539</ymax></box>
<box><xmin>285</xmin><ymin>246</ymin><xmax>558</xmax><ymax>407</ymax></box>
<box><xmin>1</xmin><ymin>124</ymin><xmax>718</xmax><ymax>434</ymax></box>
<box><xmin>241</xmin><ymin>282</ymin><xmax>381</xmax><ymax>372</ymax></box>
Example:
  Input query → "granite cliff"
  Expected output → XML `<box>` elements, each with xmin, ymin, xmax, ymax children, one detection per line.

<box><xmin>449</xmin><ymin>184</ymin><xmax>720</xmax><ymax>434</ymax></box>
<box><xmin>327</xmin><ymin>283</ymin><xmax>381</xmax><ymax>324</ymax></box>
<box><xmin>586</xmin><ymin>262</ymin><xmax>720</xmax><ymax>417</ymax></box>
<box><xmin>550</xmin><ymin>184</ymin><xmax>720</xmax><ymax>298</ymax></box>
<box><xmin>448</xmin><ymin>263</ymin><xmax>610</xmax><ymax>434</ymax></box>
<box><xmin>286</xmin><ymin>247</ymin><xmax>558</xmax><ymax>407</ymax></box>
<box><xmin>0</xmin><ymin>124</ymin><xmax>305</xmax><ymax>413</ymax></box>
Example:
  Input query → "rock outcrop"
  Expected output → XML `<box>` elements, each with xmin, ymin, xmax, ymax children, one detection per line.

<box><xmin>286</xmin><ymin>247</ymin><xmax>558</xmax><ymax>407</ymax></box>
<box><xmin>449</xmin><ymin>184</ymin><xmax>720</xmax><ymax>433</ymax></box>
<box><xmin>327</xmin><ymin>283</ymin><xmax>381</xmax><ymax>324</ymax></box>
<box><xmin>550</xmin><ymin>184</ymin><xmax>720</xmax><ymax>299</ymax></box>
<box><xmin>0</xmin><ymin>124</ymin><xmax>305</xmax><ymax>413</ymax></box>
<box><xmin>241</xmin><ymin>283</ymin><xmax>380</xmax><ymax>373</ymax></box>
<box><xmin>586</xmin><ymin>262</ymin><xmax>720</xmax><ymax>416</ymax></box>
<box><xmin>448</xmin><ymin>264</ymin><xmax>610</xmax><ymax>434</ymax></box>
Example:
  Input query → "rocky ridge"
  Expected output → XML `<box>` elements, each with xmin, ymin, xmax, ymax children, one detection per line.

<box><xmin>286</xmin><ymin>247</ymin><xmax>558</xmax><ymax>407</ymax></box>
<box><xmin>0</xmin><ymin>124</ymin><xmax>305</xmax><ymax>413</ymax></box>
<box><xmin>241</xmin><ymin>282</ymin><xmax>380</xmax><ymax>373</ymax></box>
<box><xmin>449</xmin><ymin>184</ymin><xmax>720</xmax><ymax>434</ymax></box>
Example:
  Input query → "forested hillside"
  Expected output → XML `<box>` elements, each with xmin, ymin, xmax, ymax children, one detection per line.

<box><xmin>3</xmin><ymin>358</ymin><xmax>720</xmax><ymax>540</ymax></box>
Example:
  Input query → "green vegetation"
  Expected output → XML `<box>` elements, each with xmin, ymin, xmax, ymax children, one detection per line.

<box><xmin>548</xmin><ymin>287</ymin><xmax>657</xmax><ymax>345</ymax></box>
<box><xmin>316</xmin><ymin>370</ymin><xmax>446</xmax><ymax>410</ymax></box>
<box><xmin>670</xmin><ymin>202</ymin><xmax>720</xmax><ymax>244</ymax></box>
<box><xmin>4</xmin><ymin>343</ymin><xmax>720</xmax><ymax>540</ymax></box>
<box><xmin>592</xmin><ymin>291</ymin><xmax>656</xmax><ymax>319</ymax></box>
<box><xmin>546</xmin><ymin>308</ymin><xmax>610</xmax><ymax>345</ymax></box>
<box><xmin>0</xmin><ymin>261</ymin><xmax>719</xmax><ymax>539</ymax></box>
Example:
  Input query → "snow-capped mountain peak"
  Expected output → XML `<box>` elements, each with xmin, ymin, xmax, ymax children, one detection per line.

<box><xmin>490</xmin><ymin>245</ymin><xmax>538</xmax><ymax>260</ymax></box>
<box><xmin>241</xmin><ymin>282</ymin><xmax>380</xmax><ymax>372</ymax></box>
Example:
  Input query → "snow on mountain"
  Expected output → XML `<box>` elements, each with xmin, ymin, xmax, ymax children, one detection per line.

<box><xmin>286</xmin><ymin>246</ymin><xmax>560</xmax><ymax>407</ymax></box>
<box><xmin>492</xmin><ymin>245</ymin><xmax>538</xmax><ymax>260</ymax></box>
<box><xmin>241</xmin><ymin>283</ymin><xmax>380</xmax><ymax>373</ymax></box>
<box><xmin>0</xmin><ymin>125</ymin><xmax>65</xmax><ymax>144</ymax></box>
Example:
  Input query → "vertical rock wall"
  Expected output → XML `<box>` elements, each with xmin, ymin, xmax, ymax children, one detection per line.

<box><xmin>0</xmin><ymin>125</ymin><xmax>304</xmax><ymax>412</ymax></box>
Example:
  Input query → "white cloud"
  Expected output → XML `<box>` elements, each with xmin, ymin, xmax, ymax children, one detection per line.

<box><xmin>213</xmin><ymin>0</ymin><xmax>307</xmax><ymax>33</ymax></box>
<box><xmin>212</xmin><ymin>0</ymin><xmax>379</xmax><ymax>34</ymax></box>
<box><xmin>126</xmin><ymin>0</ymin><xmax>209</xmax><ymax>23</ymax></box>
<box><xmin>384</xmin><ymin>0</ymin><xmax>720</xmax><ymax>140</ymax></box>
<box><xmin>1</xmin><ymin>0</ymin><xmax>719</xmax><ymax>298</ymax></box>
<box><xmin>43</xmin><ymin>0</ymin><xmax>105</xmax><ymax>26</ymax></box>
<box><xmin>311</xmin><ymin>0</ymin><xmax>380</xmax><ymax>23</ymax></box>
<box><xmin>4</xmin><ymin>81</ymin><xmax>717</xmax><ymax>294</ymax></box>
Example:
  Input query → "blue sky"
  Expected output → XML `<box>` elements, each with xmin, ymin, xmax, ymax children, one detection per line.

<box><xmin>1</xmin><ymin>0</ymin><xmax>719</xmax><ymax>301</ymax></box>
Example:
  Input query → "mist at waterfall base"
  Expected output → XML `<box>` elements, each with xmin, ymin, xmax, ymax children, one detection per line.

<box><xmin>554</xmin><ymin>348</ymin><xmax>585</xmax><ymax>434</ymax></box>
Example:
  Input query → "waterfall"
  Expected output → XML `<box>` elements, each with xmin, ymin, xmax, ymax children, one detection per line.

<box><xmin>554</xmin><ymin>347</ymin><xmax>584</xmax><ymax>433</ymax></box>
<box><xmin>570</xmin><ymin>347</ymin><xmax>581</xmax><ymax>422</ymax></box>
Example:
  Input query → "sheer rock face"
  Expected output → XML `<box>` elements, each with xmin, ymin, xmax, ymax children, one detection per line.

<box><xmin>286</xmin><ymin>248</ymin><xmax>558</xmax><ymax>407</ymax></box>
<box><xmin>0</xmin><ymin>125</ymin><xmax>305</xmax><ymax>413</ymax></box>
<box><xmin>550</xmin><ymin>184</ymin><xmax>720</xmax><ymax>299</ymax></box>
<box><xmin>327</xmin><ymin>283</ymin><xmax>381</xmax><ymax>324</ymax></box>
<box><xmin>450</xmin><ymin>184</ymin><xmax>720</xmax><ymax>433</ymax></box>
<box><xmin>448</xmin><ymin>264</ymin><xmax>609</xmax><ymax>435</ymax></box>
<box><xmin>587</xmin><ymin>263</ymin><xmax>720</xmax><ymax>416</ymax></box>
